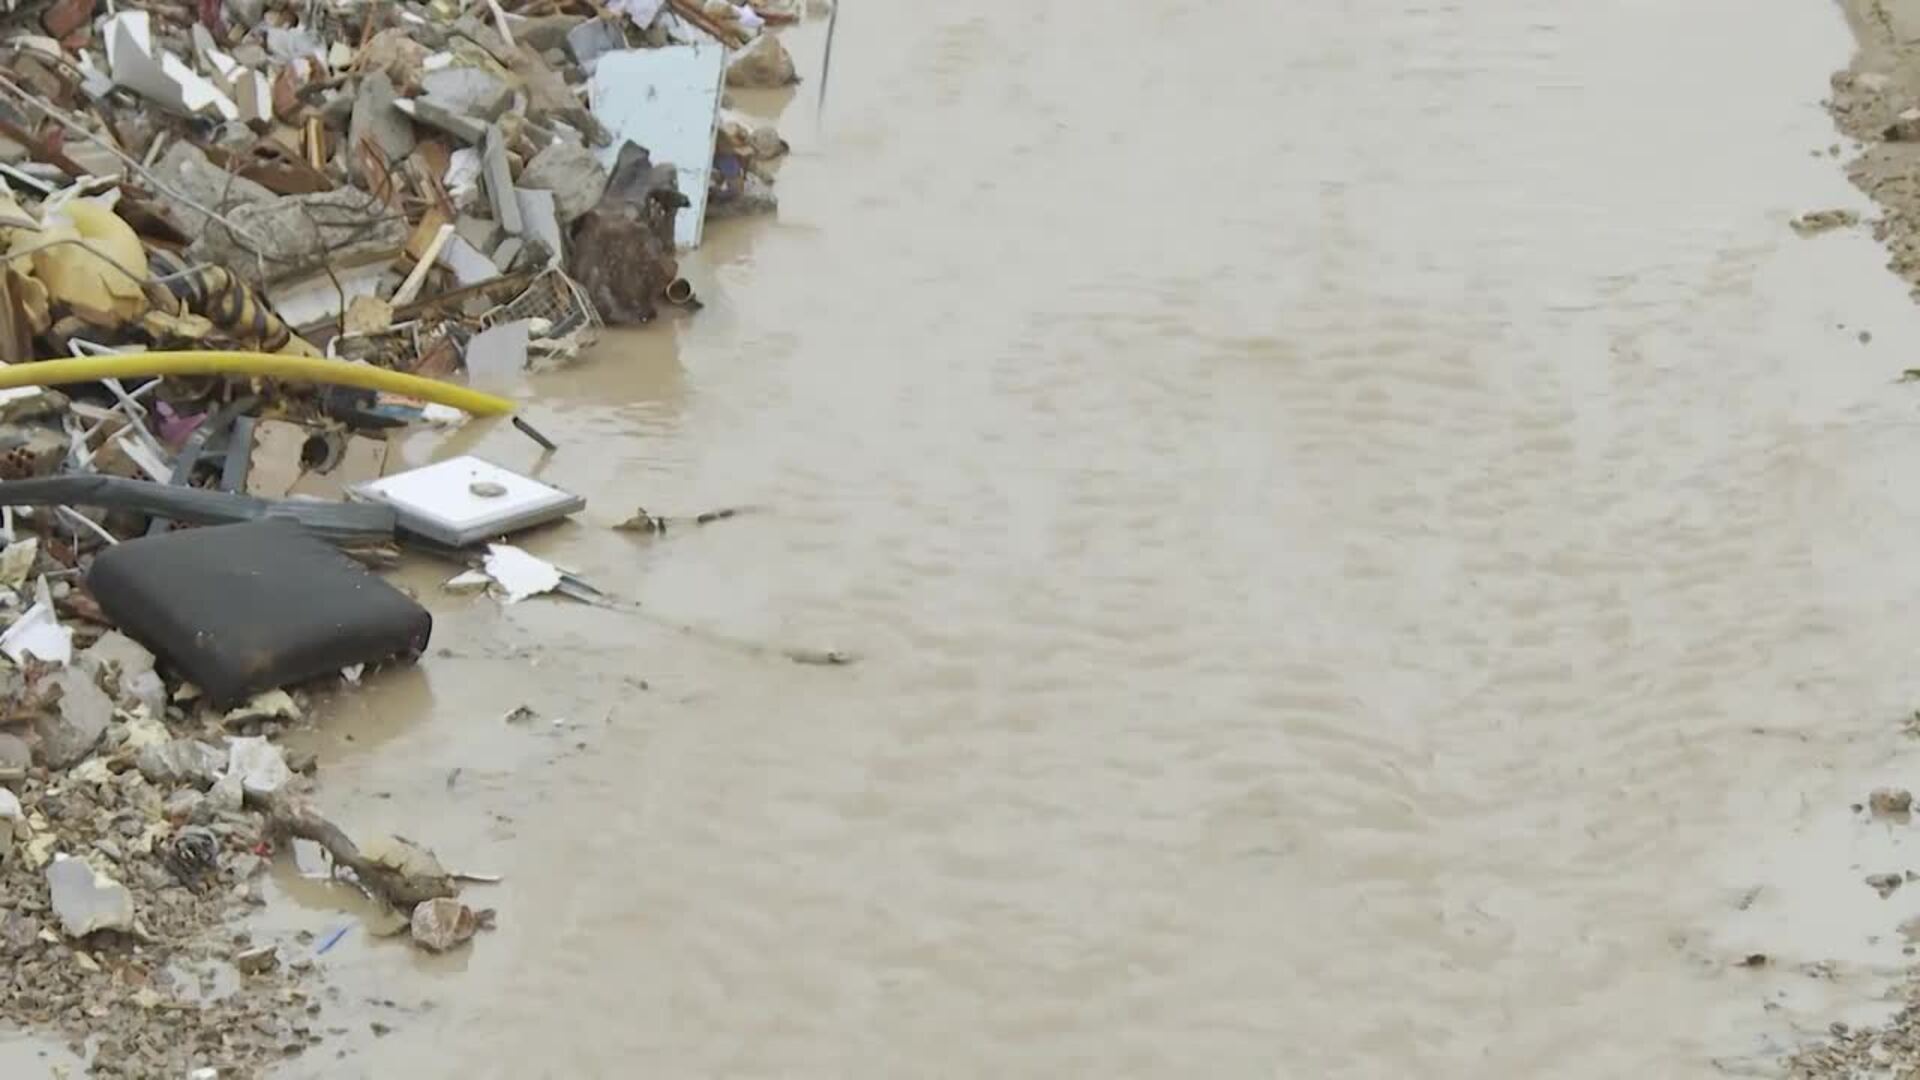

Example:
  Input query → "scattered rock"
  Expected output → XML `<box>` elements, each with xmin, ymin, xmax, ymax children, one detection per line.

<box><xmin>1871</xmin><ymin>788</ymin><xmax>1913</xmax><ymax>817</ymax></box>
<box><xmin>520</xmin><ymin>141</ymin><xmax>609</xmax><ymax>223</ymax></box>
<box><xmin>748</xmin><ymin>123</ymin><xmax>789</xmax><ymax>159</ymax></box>
<box><xmin>35</xmin><ymin>668</ymin><xmax>113</xmax><ymax>768</ymax></box>
<box><xmin>136</xmin><ymin>739</ymin><xmax>226</xmax><ymax>788</ymax></box>
<box><xmin>163</xmin><ymin>788</ymin><xmax>206</xmax><ymax>821</ymax></box>
<box><xmin>227</xmin><ymin>736</ymin><xmax>293</xmax><ymax>796</ymax></box>
<box><xmin>422</xmin><ymin>66</ymin><xmax>515</xmax><ymax>121</ymax></box>
<box><xmin>1890</xmin><ymin>107</ymin><xmax>1920</xmax><ymax>142</ymax></box>
<box><xmin>1870</xmin><ymin>871</ymin><xmax>1907</xmax><ymax>899</ymax></box>
<box><xmin>153</xmin><ymin>141</ymin><xmax>276</xmax><ymax>238</ymax></box>
<box><xmin>409</xmin><ymin>897</ymin><xmax>478</xmax><ymax>952</ymax></box>
<box><xmin>207</xmin><ymin>772</ymin><xmax>245</xmax><ymax>814</ymax></box>
<box><xmin>725</xmin><ymin>33</ymin><xmax>798</xmax><ymax>87</ymax></box>
<box><xmin>708</xmin><ymin>171</ymin><xmax>779</xmax><ymax>220</ymax></box>
<box><xmin>0</xmin><ymin>911</ymin><xmax>39</xmax><ymax>954</ymax></box>
<box><xmin>45</xmin><ymin>854</ymin><xmax>135</xmax><ymax>937</ymax></box>
<box><xmin>234</xmin><ymin>944</ymin><xmax>279</xmax><ymax>975</ymax></box>
<box><xmin>1791</xmin><ymin>208</ymin><xmax>1861</xmax><ymax>235</ymax></box>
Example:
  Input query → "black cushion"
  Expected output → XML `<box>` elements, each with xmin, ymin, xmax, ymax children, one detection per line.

<box><xmin>87</xmin><ymin>520</ymin><xmax>431</xmax><ymax>706</ymax></box>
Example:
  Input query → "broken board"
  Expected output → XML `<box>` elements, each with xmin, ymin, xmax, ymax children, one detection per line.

<box><xmin>349</xmin><ymin>455</ymin><xmax>584</xmax><ymax>547</ymax></box>
<box><xmin>588</xmin><ymin>43</ymin><xmax>726</xmax><ymax>249</ymax></box>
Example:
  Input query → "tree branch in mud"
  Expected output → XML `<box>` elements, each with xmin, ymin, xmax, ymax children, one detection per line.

<box><xmin>244</xmin><ymin>789</ymin><xmax>457</xmax><ymax>909</ymax></box>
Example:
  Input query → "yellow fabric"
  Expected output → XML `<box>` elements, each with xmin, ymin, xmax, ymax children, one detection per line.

<box><xmin>26</xmin><ymin>200</ymin><xmax>148</xmax><ymax>324</ymax></box>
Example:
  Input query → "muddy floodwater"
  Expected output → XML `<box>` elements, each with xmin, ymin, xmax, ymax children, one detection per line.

<box><xmin>173</xmin><ymin>1</ymin><xmax>1920</xmax><ymax>1077</ymax></box>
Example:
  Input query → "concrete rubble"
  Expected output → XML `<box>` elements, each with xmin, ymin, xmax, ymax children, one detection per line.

<box><xmin>0</xmin><ymin>0</ymin><xmax>821</xmax><ymax>1064</ymax></box>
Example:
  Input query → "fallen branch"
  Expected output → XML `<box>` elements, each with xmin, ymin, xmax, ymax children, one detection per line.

<box><xmin>667</xmin><ymin>0</ymin><xmax>745</xmax><ymax>46</ymax></box>
<box><xmin>245</xmin><ymin>789</ymin><xmax>456</xmax><ymax>909</ymax></box>
<box><xmin>614</xmin><ymin>504</ymin><xmax>759</xmax><ymax>533</ymax></box>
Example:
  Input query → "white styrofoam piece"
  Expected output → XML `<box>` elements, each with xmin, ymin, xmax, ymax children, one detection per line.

<box><xmin>104</xmin><ymin>12</ymin><xmax>237</xmax><ymax>120</ymax></box>
<box><xmin>1</xmin><ymin>588</ymin><xmax>69</xmax><ymax>667</ymax></box>
<box><xmin>588</xmin><ymin>44</ymin><xmax>726</xmax><ymax>249</ymax></box>
<box><xmin>482</xmin><ymin>544</ymin><xmax>562</xmax><ymax>603</ymax></box>
<box><xmin>266</xmin><ymin>262</ymin><xmax>388</xmax><ymax>328</ymax></box>
<box><xmin>350</xmin><ymin>455</ymin><xmax>584</xmax><ymax>546</ymax></box>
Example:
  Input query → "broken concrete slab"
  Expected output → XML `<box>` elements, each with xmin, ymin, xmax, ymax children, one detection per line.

<box><xmin>464</xmin><ymin>319</ymin><xmax>531</xmax><ymax>382</ymax></box>
<box><xmin>76</xmin><ymin>630</ymin><xmax>165</xmax><ymax>717</ymax></box>
<box><xmin>400</xmin><ymin>98</ymin><xmax>488</xmax><ymax>144</ymax></box>
<box><xmin>455</xmin><ymin>214</ymin><xmax>502</xmax><ymax>253</ymax></box>
<box><xmin>154</xmin><ymin>141</ymin><xmax>276</xmax><ymax>237</ymax></box>
<box><xmin>590</xmin><ymin>43</ymin><xmax>726</xmax><ymax>248</ymax></box>
<box><xmin>519</xmin><ymin>14</ymin><xmax>588</xmax><ymax>52</ymax></box>
<box><xmin>515</xmin><ymin>188</ymin><xmax>563</xmax><ymax>264</ymax></box>
<box><xmin>348</xmin><ymin>71</ymin><xmax>417</xmax><ymax>173</ymax></box>
<box><xmin>438</xmin><ymin>233</ymin><xmax>501</xmax><ymax>286</ymax></box>
<box><xmin>491</xmin><ymin>235</ymin><xmax>526</xmax><ymax>270</ymax></box>
<box><xmin>421</xmin><ymin>66</ymin><xmax>515</xmax><ymax>121</ymax></box>
<box><xmin>567</xmin><ymin>18</ymin><xmax>627</xmax><ymax>68</ymax></box>
<box><xmin>189</xmin><ymin>188</ymin><xmax>407</xmax><ymax>288</ymax></box>
<box><xmin>481</xmin><ymin>127</ymin><xmax>524</xmax><ymax>236</ymax></box>
<box><xmin>519</xmin><ymin>141</ymin><xmax>608</xmax><ymax>223</ymax></box>
<box><xmin>725</xmin><ymin>32</ymin><xmax>797</xmax><ymax>88</ymax></box>
<box><xmin>36</xmin><ymin>668</ymin><xmax>113</xmax><ymax>768</ymax></box>
<box><xmin>134</xmin><ymin>739</ymin><xmax>226</xmax><ymax>788</ymax></box>
<box><xmin>451</xmin><ymin>14</ymin><xmax>520</xmax><ymax>66</ymax></box>
<box><xmin>513</xmin><ymin>44</ymin><xmax>611</xmax><ymax>144</ymax></box>
<box><xmin>46</xmin><ymin>855</ymin><xmax>135</xmax><ymax>937</ymax></box>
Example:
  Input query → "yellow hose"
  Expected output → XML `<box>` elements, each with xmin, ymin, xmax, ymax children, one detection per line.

<box><xmin>0</xmin><ymin>352</ymin><xmax>515</xmax><ymax>416</ymax></box>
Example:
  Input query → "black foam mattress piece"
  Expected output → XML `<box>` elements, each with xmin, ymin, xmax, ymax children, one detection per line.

<box><xmin>87</xmin><ymin>520</ymin><xmax>431</xmax><ymax>706</ymax></box>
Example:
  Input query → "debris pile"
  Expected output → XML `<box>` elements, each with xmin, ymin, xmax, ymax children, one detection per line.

<box><xmin>0</xmin><ymin>0</ymin><xmax>802</xmax><ymax>374</ymax></box>
<box><xmin>0</xmin><ymin>0</ymin><xmax>813</xmax><ymax>1066</ymax></box>
<box><xmin>0</xmin><ymin>647</ymin><xmax>337</xmax><ymax>1074</ymax></box>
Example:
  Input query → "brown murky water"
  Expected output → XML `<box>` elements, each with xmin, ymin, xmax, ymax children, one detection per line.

<box><xmin>157</xmin><ymin>1</ymin><xmax>1920</xmax><ymax>1077</ymax></box>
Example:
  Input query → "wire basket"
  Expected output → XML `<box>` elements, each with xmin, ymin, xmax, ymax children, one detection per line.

<box><xmin>479</xmin><ymin>268</ymin><xmax>602</xmax><ymax>338</ymax></box>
